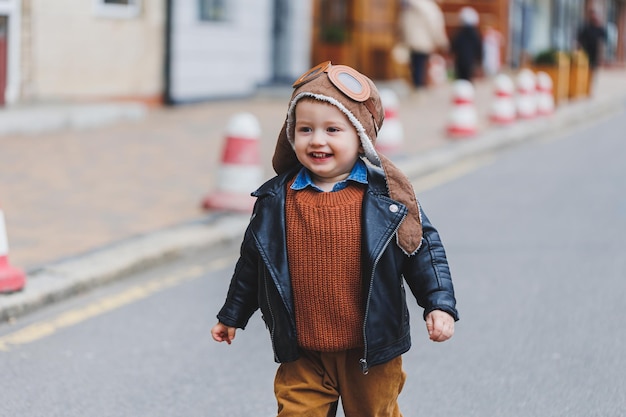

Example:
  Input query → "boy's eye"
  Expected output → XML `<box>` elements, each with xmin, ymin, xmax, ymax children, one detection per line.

<box><xmin>327</xmin><ymin>127</ymin><xmax>340</xmax><ymax>133</ymax></box>
<box><xmin>297</xmin><ymin>126</ymin><xmax>312</xmax><ymax>133</ymax></box>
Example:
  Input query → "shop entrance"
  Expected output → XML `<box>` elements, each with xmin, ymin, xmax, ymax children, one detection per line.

<box><xmin>271</xmin><ymin>0</ymin><xmax>291</xmax><ymax>83</ymax></box>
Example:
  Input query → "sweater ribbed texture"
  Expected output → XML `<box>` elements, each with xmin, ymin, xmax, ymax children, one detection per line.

<box><xmin>286</xmin><ymin>182</ymin><xmax>365</xmax><ymax>351</ymax></box>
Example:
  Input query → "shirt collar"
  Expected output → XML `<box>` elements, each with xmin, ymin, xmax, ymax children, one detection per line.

<box><xmin>291</xmin><ymin>159</ymin><xmax>368</xmax><ymax>192</ymax></box>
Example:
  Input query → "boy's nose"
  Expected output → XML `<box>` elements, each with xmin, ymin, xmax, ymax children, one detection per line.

<box><xmin>310</xmin><ymin>130</ymin><xmax>327</xmax><ymax>145</ymax></box>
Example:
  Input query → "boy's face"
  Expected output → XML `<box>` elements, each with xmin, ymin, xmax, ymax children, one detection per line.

<box><xmin>293</xmin><ymin>99</ymin><xmax>363</xmax><ymax>189</ymax></box>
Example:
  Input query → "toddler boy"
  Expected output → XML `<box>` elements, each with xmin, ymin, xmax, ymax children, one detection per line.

<box><xmin>212</xmin><ymin>62</ymin><xmax>458</xmax><ymax>417</ymax></box>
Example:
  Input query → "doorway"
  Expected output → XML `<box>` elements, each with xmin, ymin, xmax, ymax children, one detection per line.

<box><xmin>271</xmin><ymin>0</ymin><xmax>291</xmax><ymax>83</ymax></box>
<box><xmin>0</xmin><ymin>16</ymin><xmax>8</xmax><ymax>107</ymax></box>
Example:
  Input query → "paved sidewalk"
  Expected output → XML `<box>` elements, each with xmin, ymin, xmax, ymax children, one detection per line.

<box><xmin>1</xmin><ymin>68</ymin><xmax>625</xmax><ymax>321</ymax></box>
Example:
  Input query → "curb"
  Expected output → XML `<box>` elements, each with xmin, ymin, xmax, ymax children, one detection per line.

<box><xmin>0</xmin><ymin>214</ymin><xmax>249</xmax><ymax>322</ymax></box>
<box><xmin>1</xmin><ymin>92</ymin><xmax>624</xmax><ymax>323</ymax></box>
<box><xmin>0</xmin><ymin>103</ymin><xmax>147</xmax><ymax>136</ymax></box>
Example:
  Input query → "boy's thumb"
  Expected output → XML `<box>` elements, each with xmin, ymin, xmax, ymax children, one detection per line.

<box><xmin>227</xmin><ymin>327</ymin><xmax>236</xmax><ymax>343</ymax></box>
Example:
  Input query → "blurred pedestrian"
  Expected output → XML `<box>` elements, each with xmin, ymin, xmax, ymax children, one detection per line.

<box><xmin>482</xmin><ymin>25</ymin><xmax>503</xmax><ymax>77</ymax></box>
<box><xmin>400</xmin><ymin>0</ymin><xmax>449</xmax><ymax>89</ymax></box>
<box><xmin>211</xmin><ymin>61</ymin><xmax>459</xmax><ymax>417</ymax></box>
<box><xmin>451</xmin><ymin>7</ymin><xmax>483</xmax><ymax>82</ymax></box>
<box><xmin>577</xmin><ymin>5</ymin><xmax>607</xmax><ymax>93</ymax></box>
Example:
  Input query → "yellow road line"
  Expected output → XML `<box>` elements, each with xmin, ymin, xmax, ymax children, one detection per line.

<box><xmin>413</xmin><ymin>155</ymin><xmax>494</xmax><ymax>194</ymax></box>
<box><xmin>0</xmin><ymin>258</ymin><xmax>233</xmax><ymax>352</ymax></box>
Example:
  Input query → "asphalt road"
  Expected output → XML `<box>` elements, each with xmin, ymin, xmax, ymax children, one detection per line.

<box><xmin>1</xmin><ymin>109</ymin><xmax>625</xmax><ymax>417</ymax></box>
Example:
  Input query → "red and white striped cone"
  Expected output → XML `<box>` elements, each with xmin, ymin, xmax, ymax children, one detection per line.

<box><xmin>490</xmin><ymin>74</ymin><xmax>517</xmax><ymax>125</ymax></box>
<box><xmin>201</xmin><ymin>113</ymin><xmax>263</xmax><ymax>213</ymax></box>
<box><xmin>535</xmin><ymin>71</ymin><xmax>555</xmax><ymax>116</ymax></box>
<box><xmin>0</xmin><ymin>207</ymin><xmax>26</xmax><ymax>294</ymax></box>
<box><xmin>516</xmin><ymin>69</ymin><xmax>538</xmax><ymax>119</ymax></box>
<box><xmin>447</xmin><ymin>79</ymin><xmax>478</xmax><ymax>138</ymax></box>
<box><xmin>376</xmin><ymin>89</ymin><xmax>404</xmax><ymax>155</ymax></box>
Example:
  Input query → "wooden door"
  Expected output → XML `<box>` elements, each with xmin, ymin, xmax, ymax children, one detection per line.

<box><xmin>352</xmin><ymin>0</ymin><xmax>399</xmax><ymax>79</ymax></box>
<box><xmin>311</xmin><ymin>0</ymin><xmax>399</xmax><ymax>79</ymax></box>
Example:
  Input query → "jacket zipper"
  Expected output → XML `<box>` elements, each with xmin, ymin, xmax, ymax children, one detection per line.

<box><xmin>360</xmin><ymin>218</ymin><xmax>403</xmax><ymax>375</ymax></box>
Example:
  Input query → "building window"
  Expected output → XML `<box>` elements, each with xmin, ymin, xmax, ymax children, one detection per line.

<box><xmin>93</xmin><ymin>0</ymin><xmax>142</xmax><ymax>19</ymax></box>
<box><xmin>199</xmin><ymin>0</ymin><xmax>228</xmax><ymax>22</ymax></box>
<box><xmin>320</xmin><ymin>0</ymin><xmax>348</xmax><ymax>43</ymax></box>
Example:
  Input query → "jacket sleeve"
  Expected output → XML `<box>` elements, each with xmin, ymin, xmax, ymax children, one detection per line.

<box><xmin>216</xmin><ymin>226</ymin><xmax>261</xmax><ymax>329</ymax></box>
<box><xmin>404</xmin><ymin>207</ymin><xmax>459</xmax><ymax>321</ymax></box>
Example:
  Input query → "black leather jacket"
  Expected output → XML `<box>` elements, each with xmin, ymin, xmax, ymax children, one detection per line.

<box><xmin>217</xmin><ymin>164</ymin><xmax>458</xmax><ymax>373</ymax></box>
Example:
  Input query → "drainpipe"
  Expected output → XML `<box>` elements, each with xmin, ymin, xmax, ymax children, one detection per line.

<box><xmin>163</xmin><ymin>0</ymin><xmax>174</xmax><ymax>105</ymax></box>
<box><xmin>618</xmin><ymin>0</ymin><xmax>626</xmax><ymax>64</ymax></box>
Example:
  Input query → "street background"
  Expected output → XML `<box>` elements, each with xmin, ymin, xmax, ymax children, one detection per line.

<box><xmin>2</xmin><ymin>1</ymin><xmax>626</xmax><ymax>414</ymax></box>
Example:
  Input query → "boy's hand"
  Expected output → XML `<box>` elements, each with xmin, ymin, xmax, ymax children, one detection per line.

<box><xmin>425</xmin><ymin>310</ymin><xmax>454</xmax><ymax>342</ymax></box>
<box><xmin>211</xmin><ymin>322</ymin><xmax>237</xmax><ymax>344</ymax></box>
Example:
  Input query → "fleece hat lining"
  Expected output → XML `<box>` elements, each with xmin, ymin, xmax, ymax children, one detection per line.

<box><xmin>286</xmin><ymin>92</ymin><xmax>381</xmax><ymax>168</ymax></box>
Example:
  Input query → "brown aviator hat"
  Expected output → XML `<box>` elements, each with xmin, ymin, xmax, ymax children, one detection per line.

<box><xmin>271</xmin><ymin>61</ymin><xmax>423</xmax><ymax>254</ymax></box>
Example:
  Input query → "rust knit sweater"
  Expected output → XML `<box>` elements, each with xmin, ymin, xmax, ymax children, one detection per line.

<box><xmin>286</xmin><ymin>182</ymin><xmax>366</xmax><ymax>351</ymax></box>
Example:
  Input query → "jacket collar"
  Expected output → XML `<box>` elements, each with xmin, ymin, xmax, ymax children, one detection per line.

<box><xmin>252</xmin><ymin>160</ymin><xmax>390</xmax><ymax>199</ymax></box>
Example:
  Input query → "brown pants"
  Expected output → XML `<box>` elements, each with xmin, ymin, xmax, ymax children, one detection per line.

<box><xmin>274</xmin><ymin>349</ymin><xmax>406</xmax><ymax>417</ymax></box>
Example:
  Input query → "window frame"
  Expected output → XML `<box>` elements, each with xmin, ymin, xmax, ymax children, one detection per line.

<box><xmin>198</xmin><ymin>0</ymin><xmax>228</xmax><ymax>22</ymax></box>
<box><xmin>93</xmin><ymin>0</ymin><xmax>142</xmax><ymax>19</ymax></box>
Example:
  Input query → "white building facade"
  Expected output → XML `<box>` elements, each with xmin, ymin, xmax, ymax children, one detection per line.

<box><xmin>19</xmin><ymin>0</ymin><xmax>165</xmax><ymax>104</ymax></box>
<box><xmin>1</xmin><ymin>0</ymin><xmax>313</xmax><ymax>106</ymax></box>
<box><xmin>166</xmin><ymin>0</ymin><xmax>312</xmax><ymax>103</ymax></box>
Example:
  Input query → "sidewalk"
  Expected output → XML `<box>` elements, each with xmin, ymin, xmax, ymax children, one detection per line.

<box><xmin>1</xmin><ymin>68</ymin><xmax>625</xmax><ymax>321</ymax></box>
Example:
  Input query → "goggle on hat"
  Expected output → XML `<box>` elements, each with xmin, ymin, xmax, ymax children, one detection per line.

<box><xmin>272</xmin><ymin>61</ymin><xmax>423</xmax><ymax>255</ymax></box>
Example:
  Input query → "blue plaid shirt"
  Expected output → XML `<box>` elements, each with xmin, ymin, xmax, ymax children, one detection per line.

<box><xmin>291</xmin><ymin>159</ymin><xmax>368</xmax><ymax>192</ymax></box>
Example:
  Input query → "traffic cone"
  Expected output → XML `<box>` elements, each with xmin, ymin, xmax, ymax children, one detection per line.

<box><xmin>447</xmin><ymin>79</ymin><xmax>478</xmax><ymax>138</ymax></box>
<box><xmin>201</xmin><ymin>113</ymin><xmax>263</xmax><ymax>213</ymax></box>
<box><xmin>490</xmin><ymin>74</ymin><xmax>516</xmax><ymax>125</ymax></box>
<box><xmin>535</xmin><ymin>71</ymin><xmax>555</xmax><ymax>116</ymax></box>
<box><xmin>516</xmin><ymin>69</ymin><xmax>537</xmax><ymax>119</ymax></box>
<box><xmin>0</xmin><ymin>207</ymin><xmax>26</xmax><ymax>294</ymax></box>
<box><xmin>376</xmin><ymin>89</ymin><xmax>404</xmax><ymax>155</ymax></box>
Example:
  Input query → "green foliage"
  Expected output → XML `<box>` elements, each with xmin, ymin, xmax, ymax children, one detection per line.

<box><xmin>320</xmin><ymin>25</ymin><xmax>348</xmax><ymax>44</ymax></box>
<box><xmin>533</xmin><ymin>49</ymin><xmax>560</xmax><ymax>65</ymax></box>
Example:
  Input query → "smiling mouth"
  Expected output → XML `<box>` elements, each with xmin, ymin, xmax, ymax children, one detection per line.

<box><xmin>311</xmin><ymin>152</ymin><xmax>332</xmax><ymax>158</ymax></box>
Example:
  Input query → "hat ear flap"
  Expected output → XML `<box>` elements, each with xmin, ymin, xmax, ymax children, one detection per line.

<box><xmin>367</xmin><ymin>79</ymin><xmax>385</xmax><ymax>132</ymax></box>
<box><xmin>378</xmin><ymin>153</ymin><xmax>423</xmax><ymax>255</ymax></box>
<box><xmin>272</xmin><ymin>122</ymin><xmax>300</xmax><ymax>174</ymax></box>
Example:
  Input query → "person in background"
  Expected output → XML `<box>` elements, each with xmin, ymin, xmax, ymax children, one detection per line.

<box><xmin>482</xmin><ymin>25</ymin><xmax>503</xmax><ymax>77</ymax></box>
<box><xmin>577</xmin><ymin>5</ymin><xmax>607</xmax><ymax>93</ymax></box>
<box><xmin>451</xmin><ymin>7</ymin><xmax>483</xmax><ymax>82</ymax></box>
<box><xmin>400</xmin><ymin>0</ymin><xmax>449</xmax><ymax>90</ymax></box>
